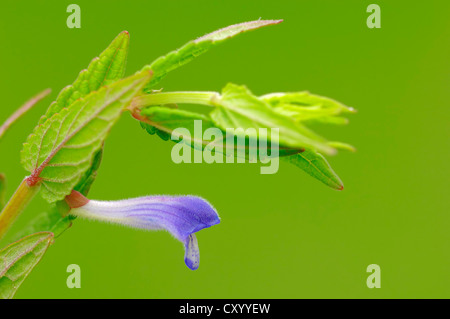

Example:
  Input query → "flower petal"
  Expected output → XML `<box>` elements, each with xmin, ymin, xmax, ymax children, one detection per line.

<box><xmin>69</xmin><ymin>193</ymin><xmax>220</xmax><ymax>270</ymax></box>
<box><xmin>184</xmin><ymin>234</ymin><xmax>200</xmax><ymax>270</ymax></box>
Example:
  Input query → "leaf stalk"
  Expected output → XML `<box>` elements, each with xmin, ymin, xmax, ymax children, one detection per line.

<box><xmin>131</xmin><ymin>91</ymin><xmax>220</xmax><ymax>111</ymax></box>
<box><xmin>0</xmin><ymin>178</ymin><xmax>40</xmax><ymax>240</ymax></box>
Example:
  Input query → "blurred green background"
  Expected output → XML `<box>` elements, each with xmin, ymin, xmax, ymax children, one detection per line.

<box><xmin>0</xmin><ymin>0</ymin><xmax>449</xmax><ymax>298</ymax></box>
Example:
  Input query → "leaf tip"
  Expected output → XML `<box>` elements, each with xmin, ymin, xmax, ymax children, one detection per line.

<box><xmin>42</xmin><ymin>88</ymin><xmax>52</xmax><ymax>96</ymax></box>
<box><xmin>118</xmin><ymin>30</ymin><xmax>130</xmax><ymax>42</ymax></box>
<box><xmin>271</xmin><ymin>19</ymin><xmax>283</xmax><ymax>24</ymax></box>
<box><xmin>346</xmin><ymin>106</ymin><xmax>357</xmax><ymax>114</ymax></box>
<box><xmin>115</xmin><ymin>30</ymin><xmax>130</xmax><ymax>41</ymax></box>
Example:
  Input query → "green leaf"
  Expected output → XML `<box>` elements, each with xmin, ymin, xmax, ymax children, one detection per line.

<box><xmin>308</xmin><ymin>116</ymin><xmax>350</xmax><ymax>126</ymax></box>
<box><xmin>139</xmin><ymin>106</ymin><xmax>300</xmax><ymax>159</ymax></box>
<box><xmin>14</xmin><ymin>147</ymin><xmax>104</xmax><ymax>242</ymax></box>
<box><xmin>0</xmin><ymin>173</ymin><xmax>5</xmax><ymax>210</ymax></box>
<box><xmin>9</xmin><ymin>140</ymin><xmax>103</xmax><ymax>297</ymax></box>
<box><xmin>262</xmin><ymin>92</ymin><xmax>355</xmax><ymax>112</ymax></box>
<box><xmin>39</xmin><ymin>31</ymin><xmax>130</xmax><ymax>125</ymax></box>
<box><xmin>7</xmin><ymin>146</ymin><xmax>102</xmax><ymax>297</ymax></box>
<box><xmin>327</xmin><ymin>141</ymin><xmax>356</xmax><ymax>152</ymax></box>
<box><xmin>261</xmin><ymin>91</ymin><xmax>355</xmax><ymax>125</ymax></box>
<box><xmin>141</xmin><ymin>106</ymin><xmax>212</xmax><ymax>137</ymax></box>
<box><xmin>141</xmin><ymin>19</ymin><xmax>282</xmax><ymax>91</ymax></box>
<box><xmin>134</xmin><ymin>86</ymin><xmax>353</xmax><ymax>186</ymax></box>
<box><xmin>74</xmin><ymin>147</ymin><xmax>104</xmax><ymax>196</ymax></box>
<box><xmin>283</xmin><ymin>149</ymin><xmax>344</xmax><ymax>190</ymax></box>
<box><xmin>11</xmin><ymin>206</ymin><xmax>71</xmax><ymax>241</ymax></box>
<box><xmin>210</xmin><ymin>83</ymin><xmax>336</xmax><ymax>155</ymax></box>
<box><xmin>13</xmin><ymin>32</ymin><xmax>130</xmax><ymax>251</ymax></box>
<box><xmin>49</xmin><ymin>215</ymin><xmax>75</xmax><ymax>237</ymax></box>
<box><xmin>0</xmin><ymin>232</ymin><xmax>53</xmax><ymax>299</ymax></box>
<box><xmin>21</xmin><ymin>70</ymin><xmax>151</xmax><ymax>202</ymax></box>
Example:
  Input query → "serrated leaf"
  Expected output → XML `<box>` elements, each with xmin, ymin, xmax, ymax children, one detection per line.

<box><xmin>21</xmin><ymin>70</ymin><xmax>151</xmax><ymax>202</ymax></box>
<box><xmin>7</xmin><ymin>149</ymin><xmax>101</xmax><ymax>295</ymax></box>
<box><xmin>0</xmin><ymin>173</ymin><xmax>5</xmax><ymax>210</ymax></box>
<box><xmin>141</xmin><ymin>19</ymin><xmax>282</xmax><ymax>91</ymax></box>
<box><xmin>8</xmin><ymin>141</ymin><xmax>103</xmax><ymax>297</ymax></box>
<box><xmin>139</xmin><ymin>106</ymin><xmax>301</xmax><ymax>159</ymax></box>
<box><xmin>282</xmin><ymin>150</ymin><xmax>344</xmax><ymax>190</ymax></box>
<box><xmin>0</xmin><ymin>232</ymin><xmax>53</xmax><ymax>299</ymax></box>
<box><xmin>210</xmin><ymin>83</ymin><xmax>336</xmax><ymax>155</ymax></box>
<box><xmin>14</xmin><ymin>148</ymin><xmax>103</xmax><ymax>242</ymax></box>
<box><xmin>39</xmin><ymin>31</ymin><xmax>130</xmax><ymax>125</ymax></box>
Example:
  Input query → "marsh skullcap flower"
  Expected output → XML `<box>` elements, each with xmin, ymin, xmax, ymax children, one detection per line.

<box><xmin>66</xmin><ymin>191</ymin><xmax>220</xmax><ymax>270</ymax></box>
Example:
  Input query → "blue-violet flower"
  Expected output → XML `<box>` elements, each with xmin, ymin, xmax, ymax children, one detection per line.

<box><xmin>66</xmin><ymin>191</ymin><xmax>220</xmax><ymax>270</ymax></box>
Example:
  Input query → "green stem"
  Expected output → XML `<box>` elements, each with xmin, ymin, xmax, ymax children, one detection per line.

<box><xmin>131</xmin><ymin>91</ymin><xmax>221</xmax><ymax>109</ymax></box>
<box><xmin>0</xmin><ymin>178</ymin><xmax>40</xmax><ymax>240</ymax></box>
<box><xmin>0</xmin><ymin>173</ymin><xmax>6</xmax><ymax>210</ymax></box>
